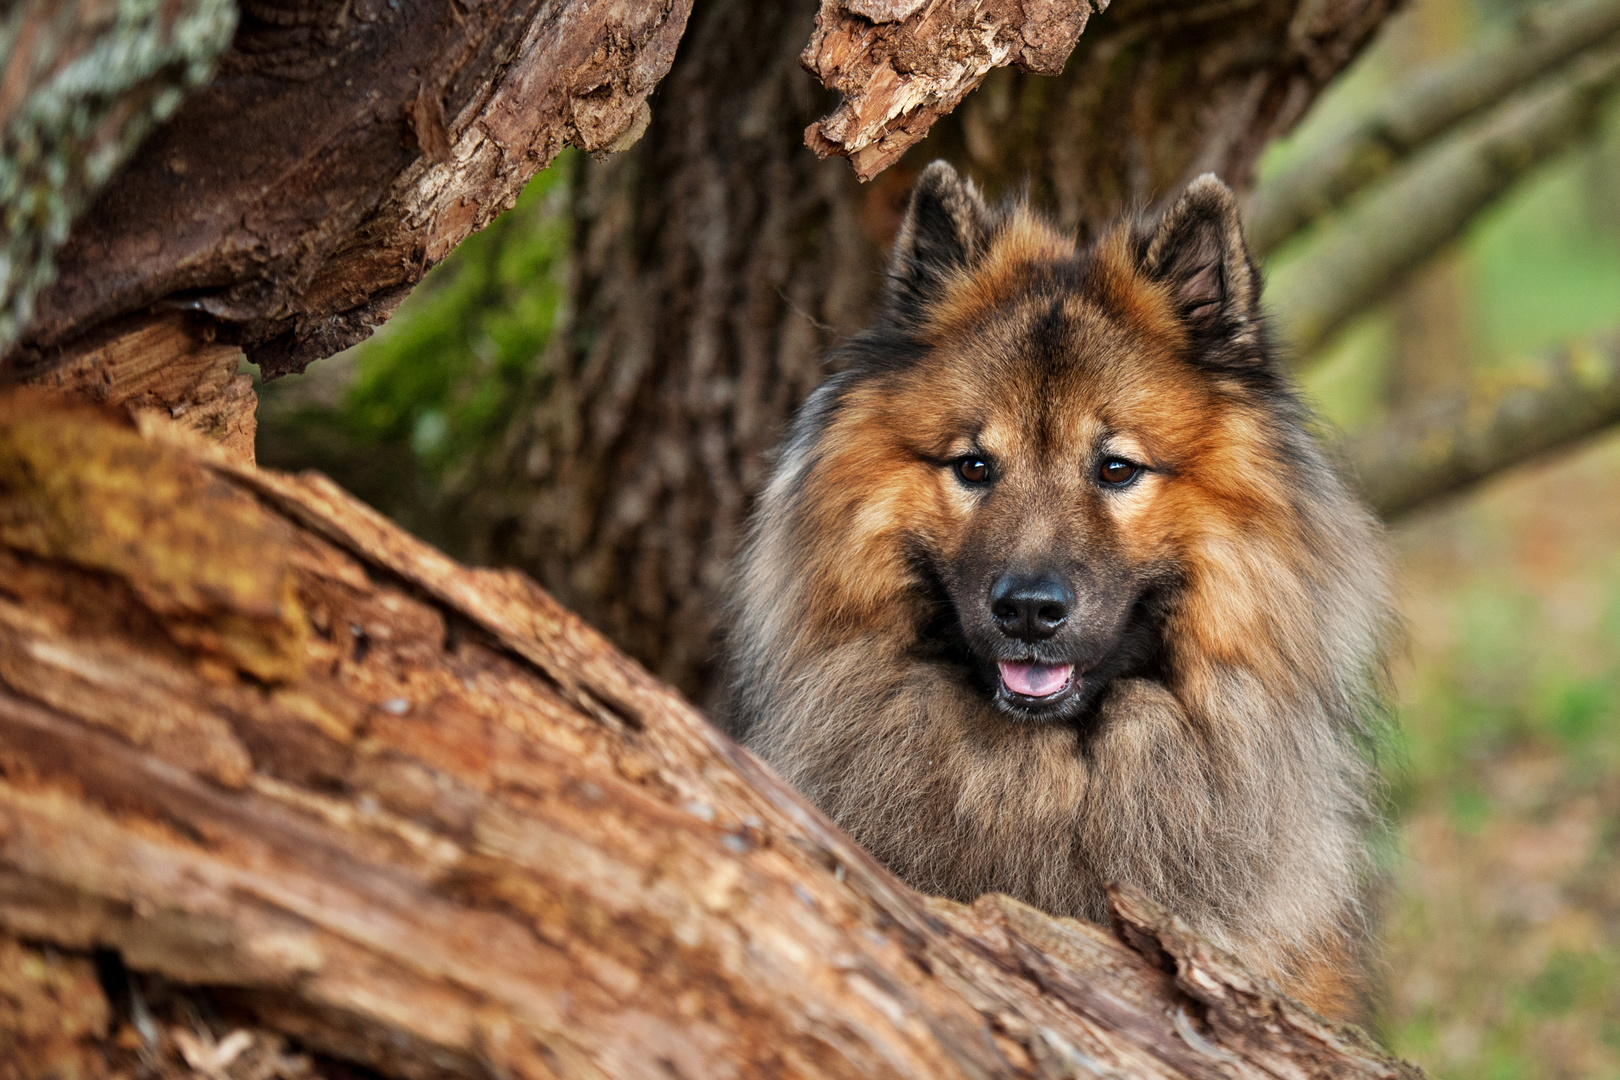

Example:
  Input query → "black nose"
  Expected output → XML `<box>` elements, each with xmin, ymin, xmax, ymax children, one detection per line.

<box><xmin>990</xmin><ymin>572</ymin><xmax>1073</xmax><ymax>642</ymax></box>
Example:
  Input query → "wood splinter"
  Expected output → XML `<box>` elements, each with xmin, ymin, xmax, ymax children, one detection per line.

<box><xmin>801</xmin><ymin>0</ymin><xmax>1107</xmax><ymax>181</ymax></box>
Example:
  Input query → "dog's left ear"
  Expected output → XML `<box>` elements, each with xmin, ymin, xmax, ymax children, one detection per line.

<box><xmin>1141</xmin><ymin>174</ymin><xmax>1260</xmax><ymax>345</ymax></box>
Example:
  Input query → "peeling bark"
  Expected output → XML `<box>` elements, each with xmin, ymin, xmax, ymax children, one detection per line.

<box><xmin>5</xmin><ymin>0</ymin><xmax>692</xmax><ymax>381</ymax></box>
<box><xmin>801</xmin><ymin>0</ymin><xmax>1105</xmax><ymax>181</ymax></box>
<box><xmin>0</xmin><ymin>393</ymin><xmax>1425</xmax><ymax>1079</ymax></box>
<box><xmin>19</xmin><ymin>313</ymin><xmax>256</xmax><ymax>464</ymax></box>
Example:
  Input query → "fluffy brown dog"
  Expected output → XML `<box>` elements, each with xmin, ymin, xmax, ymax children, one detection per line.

<box><xmin>719</xmin><ymin>162</ymin><xmax>1393</xmax><ymax>1019</ymax></box>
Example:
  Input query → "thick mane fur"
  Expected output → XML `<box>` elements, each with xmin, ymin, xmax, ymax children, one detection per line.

<box><xmin>719</xmin><ymin>164</ymin><xmax>1393</xmax><ymax>1018</ymax></box>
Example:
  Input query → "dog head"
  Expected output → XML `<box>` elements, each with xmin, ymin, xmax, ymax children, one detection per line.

<box><xmin>775</xmin><ymin>162</ymin><xmax>1294</xmax><ymax>723</ymax></box>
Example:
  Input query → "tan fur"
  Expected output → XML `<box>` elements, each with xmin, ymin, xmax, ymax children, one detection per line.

<box><xmin>721</xmin><ymin>168</ymin><xmax>1393</xmax><ymax>1019</ymax></box>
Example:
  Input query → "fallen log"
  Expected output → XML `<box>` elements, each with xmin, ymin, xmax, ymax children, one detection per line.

<box><xmin>0</xmin><ymin>392</ymin><xmax>1424</xmax><ymax>1078</ymax></box>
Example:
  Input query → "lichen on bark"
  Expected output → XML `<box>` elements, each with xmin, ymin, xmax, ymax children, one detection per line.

<box><xmin>0</xmin><ymin>0</ymin><xmax>238</xmax><ymax>350</ymax></box>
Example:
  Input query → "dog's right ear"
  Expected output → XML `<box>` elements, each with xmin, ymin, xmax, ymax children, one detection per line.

<box><xmin>886</xmin><ymin>161</ymin><xmax>992</xmax><ymax>317</ymax></box>
<box><xmin>1140</xmin><ymin>174</ymin><xmax>1261</xmax><ymax>348</ymax></box>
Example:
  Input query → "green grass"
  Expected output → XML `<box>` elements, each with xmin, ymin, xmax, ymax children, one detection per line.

<box><xmin>1374</xmin><ymin>543</ymin><xmax>1620</xmax><ymax>1079</ymax></box>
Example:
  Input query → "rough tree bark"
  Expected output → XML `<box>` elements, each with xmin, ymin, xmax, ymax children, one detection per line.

<box><xmin>800</xmin><ymin>0</ymin><xmax>1106</xmax><ymax>180</ymax></box>
<box><xmin>462</xmin><ymin>0</ymin><xmax>1401</xmax><ymax>700</ymax></box>
<box><xmin>0</xmin><ymin>393</ymin><xmax>1425</xmax><ymax>1080</ymax></box>
<box><xmin>2</xmin><ymin>0</ymin><xmax>692</xmax><ymax>393</ymax></box>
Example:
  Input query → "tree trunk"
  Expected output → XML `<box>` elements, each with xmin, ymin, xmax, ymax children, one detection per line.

<box><xmin>0</xmin><ymin>392</ymin><xmax>1424</xmax><ymax>1080</ymax></box>
<box><xmin>462</xmin><ymin>0</ymin><xmax>1400</xmax><ymax>701</ymax></box>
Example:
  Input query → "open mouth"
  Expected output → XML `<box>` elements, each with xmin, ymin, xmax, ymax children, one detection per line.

<box><xmin>997</xmin><ymin>660</ymin><xmax>1076</xmax><ymax>707</ymax></box>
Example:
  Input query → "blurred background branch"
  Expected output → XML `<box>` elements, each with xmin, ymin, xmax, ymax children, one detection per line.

<box><xmin>1246</xmin><ymin>0</ymin><xmax>1620</xmax><ymax>256</ymax></box>
<box><xmin>1265</xmin><ymin>41</ymin><xmax>1620</xmax><ymax>359</ymax></box>
<box><xmin>1349</xmin><ymin>332</ymin><xmax>1620</xmax><ymax>516</ymax></box>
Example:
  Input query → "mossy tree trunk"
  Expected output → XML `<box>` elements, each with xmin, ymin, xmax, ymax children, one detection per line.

<box><xmin>3</xmin><ymin>0</ymin><xmax>693</xmax><ymax>387</ymax></box>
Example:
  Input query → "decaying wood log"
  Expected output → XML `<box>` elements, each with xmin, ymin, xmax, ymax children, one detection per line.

<box><xmin>0</xmin><ymin>392</ymin><xmax>1425</xmax><ymax>1079</ymax></box>
<box><xmin>20</xmin><ymin>313</ymin><xmax>257</xmax><ymax>464</ymax></box>
<box><xmin>0</xmin><ymin>931</ymin><xmax>321</xmax><ymax>1080</ymax></box>
<box><xmin>0</xmin><ymin>933</ymin><xmax>112</xmax><ymax>1077</ymax></box>
<box><xmin>800</xmin><ymin>0</ymin><xmax>1106</xmax><ymax>181</ymax></box>
<box><xmin>4</xmin><ymin>0</ymin><xmax>692</xmax><ymax>382</ymax></box>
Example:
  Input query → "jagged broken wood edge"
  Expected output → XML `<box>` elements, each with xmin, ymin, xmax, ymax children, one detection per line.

<box><xmin>1106</xmin><ymin>886</ymin><xmax>1421</xmax><ymax>1078</ymax></box>
<box><xmin>9</xmin><ymin>0</ymin><xmax>693</xmax><ymax>381</ymax></box>
<box><xmin>0</xmin><ymin>393</ymin><xmax>1425</xmax><ymax>1079</ymax></box>
<box><xmin>802</xmin><ymin>0</ymin><xmax>1108</xmax><ymax>182</ymax></box>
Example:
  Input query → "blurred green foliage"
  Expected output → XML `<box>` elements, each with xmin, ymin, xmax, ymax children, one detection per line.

<box><xmin>255</xmin><ymin>151</ymin><xmax>574</xmax><ymax>549</ymax></box>
<box><xmin>341</xmin><ymin>155</ymin><xmax>571</xmax><ymax>472</ymax></box>
<box><xmin>1471</xmin><ymin>128</ymin><xmax>1620</xmax><ymax>367</ymax></box>
<box><xmin>1374</xmin><ymin>543</ymin><xmax>1620</xmax><ymax>1078</ymax></box>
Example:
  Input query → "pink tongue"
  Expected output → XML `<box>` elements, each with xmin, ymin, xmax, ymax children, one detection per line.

<box><xmin>998</xmin><ymin>661</ymin><xmax>1074</xmax><ymax>698</ymax></box>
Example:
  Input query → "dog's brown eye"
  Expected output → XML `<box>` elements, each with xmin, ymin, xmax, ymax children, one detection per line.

<box><xmin>956</xmin><ymin>456</ymin><xmax>991</xmax><ymax>484</ymax></box>
<box><xmin>1097</xmin><ymin>458</ymin><xmax>1138</xmax><ymax>486</ymax></box>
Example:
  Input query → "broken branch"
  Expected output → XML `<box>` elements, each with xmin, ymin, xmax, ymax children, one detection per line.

<box><xmin>801</xmin><ymin>0</ymin><xmax>1106</xmax><ymax>182</ymax></box>
<box><xmin>0</xmin><ymin>0</ymin><xmax>236</xmax><ymax>351</ymax></box>
<box><xmin>6</xmin><ymin>0</ymin><xmax>692</xmax><ymax>381</ymax></box>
